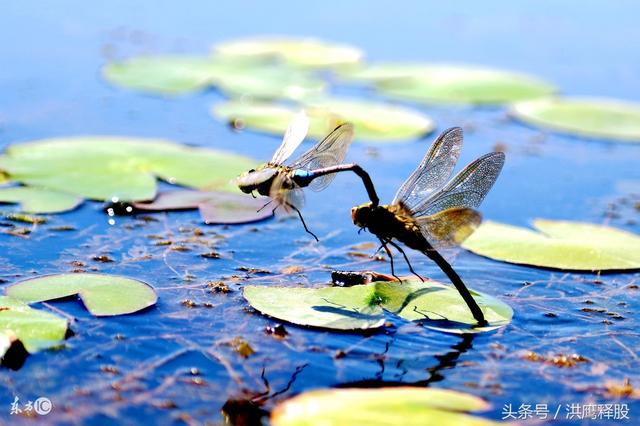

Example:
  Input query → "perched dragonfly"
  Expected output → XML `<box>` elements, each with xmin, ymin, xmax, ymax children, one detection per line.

<box><xmin>351</xmin><ymin>127</ymin><xmax>505</xmax><ymax>325</ymax></box>
<box><xmin>237</xmin><ymin>112</ymin><xmax>379</xmax><ymax>240</ymax></box>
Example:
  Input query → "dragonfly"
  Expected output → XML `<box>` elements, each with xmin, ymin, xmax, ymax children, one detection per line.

<box><xmin>351</xmin><ymin>127</ymin><xmax>505</xmax><ymax>325</ymax></box>
<box><xmin>237</xmin><ymin>112</ymin><xmax>379</xmax><ymax>241</ymax></box>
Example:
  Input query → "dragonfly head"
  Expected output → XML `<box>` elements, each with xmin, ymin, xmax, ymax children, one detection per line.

<box><xmin>237</xmin><ymin>166</ymin><xmax>278</xmax><ymax>195</ymax></box>
<box><xmin>351</xmin><ymin>202</ymin><xmax>373</xmax><ymax>229</ymax></box>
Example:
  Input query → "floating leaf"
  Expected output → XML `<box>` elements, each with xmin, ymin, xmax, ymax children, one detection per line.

<box><xmin>243</xmin><ymin>285</ymin><xmax>385</xmax><ymax>330</ymax></box>
<box><xmin>343</xmin><ymin>64</ymin><xmax>555</xmax><ymax>105</ymax></box>
<box><xmin>0</xmin><ymin>186</ymin><xmax>83</xmax><ymax>213</ymax></box>
<box><xmin>6</xmin><ymin>273</ymin><xmax>158</xmax><ymax>316</ymax></box>
<box><xmin>103</xmin><ymin>55</ymin><xmax>226</xmax><ymax>95</ymax></box>
<box><xmin>212</xmin><ymin>65</ymin><xmax>325</xmax><ymax>101</ymax></box>
<box><xmin>0</xmin><ymin>296</ymin><xmax>68</xmax><ymax>354</ymax></box>
<box><xmin>213</xmin><ymin>98</ymin><xmax>434</xmax><ymax>141</ymax></box>
<box><xmin>271</xmin><ymin>387</ymin><xmax>499</xmax><ymax>426</ymax></box>
<box><xmin>0</xmin><ymin>137</ymin><xmax>256</xmax><ymax>201</ymax></box>
<box><xmin>214</xmin><ymin>36</ymin><xmax>363</xmax><ymax>68</ymax></box>
<box><xmin>462</xmin><ymin>219</ymin><xmax>640</xmax><ymax>271</ymax></box>
<box><xmin>133</xmin><ymin>190</ymin><xmax>273</xmax><ymax>224</ymax></box>
<box><xmin>243</xmin><ymin>279</ymin><xmax>511</xmax><ymax>333</ymax></box>
<box><xmin>510</xmin><ymin>97</ymin><xmax>640</xmax><ymax>142</ymax></box>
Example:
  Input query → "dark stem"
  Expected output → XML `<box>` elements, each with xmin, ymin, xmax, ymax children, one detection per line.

<box><xmin>294</xmin><ymin>163</ymin><xmax>380</xmax><ymax>207</ymax></box>
<box><xmin>423</xmin><ymin>244</ymin><xmax>487</xmax><ymax>326</ymax></box>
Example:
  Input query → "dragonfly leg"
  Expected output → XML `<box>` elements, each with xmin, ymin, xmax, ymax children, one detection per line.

<box><xmin>285</xmin><ymin>202</ymin><xmax>319</xmax><ymax>242</ymax></box>
<box><xmin>257</xmin><ymin>199</ymin><xmax>273</xmax><ymax>213</ymax></box>
<box><xmin>387</xmin><ymin>240</ymin><xmax>424</xmax><ymax>282</ymax></box>
<box><xmin>378</xmin><ymin>237</ymin><xmax>400</xmax><ymax>282</ymax></box>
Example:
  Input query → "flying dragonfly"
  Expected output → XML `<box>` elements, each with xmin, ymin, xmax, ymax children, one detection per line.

<box><xmin>351</xmin><ymin>127</ymin><xmax>505</xmax><ymax>325</ymax></box>
<box><xmin>237</xmin><ymin>112</ymin><xmax>379</xmax><ymax>241</ymax></box>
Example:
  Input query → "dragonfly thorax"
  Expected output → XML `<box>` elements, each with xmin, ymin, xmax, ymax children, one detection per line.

<box><xmin>237</xmin><ymin>166</ymin><xmax>282</xmax><ymax>196</ymax></box>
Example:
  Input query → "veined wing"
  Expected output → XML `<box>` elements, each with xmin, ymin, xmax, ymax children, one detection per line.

<box><xmin>269</xmin><ymin>172</ymin><xmax>305</xmax><ymax>212</ymax></box>
<box><xmin>288</xmin><ymin>123</ymin><xmax>354</xmax><ymax>192</ymax></box>
<box><xmin>270</xmin><ymin>111</ymin><xmax>310</xmax><ymax>165</ymax></box>
<box><xmin>412</xmin><ymin>152</ymin><xmax>505</xmax><ymax>217</ymax></box>
<box><xmin>416</xmin><ymin>207</ymin><xmax>481</xmax><ymax>249</ymax></box>
<box><xmin>392</xmin><ymin>127</ymin><xmax>463</xmax><ymax>210</ymax></box>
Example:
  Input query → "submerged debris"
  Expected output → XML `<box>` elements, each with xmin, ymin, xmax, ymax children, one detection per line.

<box><xmin>524</xmin><ymin>351</ymin><xmax>589</xmax><ymax>368</ymax></box>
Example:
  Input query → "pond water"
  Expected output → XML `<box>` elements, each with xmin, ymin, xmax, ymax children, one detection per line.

<box><xmin>1</xmin><ymin>1</ymin><xmax>639</xmax><ymax>424</ymax></box>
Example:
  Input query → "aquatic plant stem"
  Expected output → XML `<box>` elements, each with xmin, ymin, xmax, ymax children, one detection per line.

<box><xmin>423</xmin><ymin>245</ymin><xmax>487</xmax><ymax>326</ymax></box>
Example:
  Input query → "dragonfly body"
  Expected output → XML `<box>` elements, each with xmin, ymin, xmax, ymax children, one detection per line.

<box><xmin>351</xmin><ymin>127</ymin><xmax>505</xmax><ymax>325</ymax></box>
<box><xmin>237</xmin><ymin>112</ymin><xmax>379</xmax><ymax>240</ymax></box>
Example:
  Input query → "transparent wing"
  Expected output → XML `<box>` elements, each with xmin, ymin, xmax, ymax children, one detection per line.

<box><xmin>412</xmin><ymin>152</ymin><xmax>505</xmax><ymax>217</ymax></box>
<box><xmin>288</xmin><ymin>123</ymin><xmax>354</xmax><ymax>192</ymax></box>
<box><xmin>270</xmin><ymin>111</ymin><xmax>310</xmax><ymax>165</ymax></box>
<box><xmin>392</xmin><ymin>127</ymin><xmax>463</xmax><ymax>209</ymax></box>
<box><xmin>415</xmin><ymin>207</ymin><xmax>482</xmax><ymax>249</ymax></box>
<box><xmin>269</xmin><ymin>173</ymin><xmax>305</xmax><ymax>213</ymax></box>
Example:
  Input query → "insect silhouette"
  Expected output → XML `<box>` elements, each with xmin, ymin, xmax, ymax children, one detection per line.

<box><xmin>351</xmin><ymin>127</ymin><xmax>505</xmax><ymax>325</ymax></box>
<box><xmin>237</xmin><ymin>112</ymin><xmax>379</xmax><ymax>241</ymax></box>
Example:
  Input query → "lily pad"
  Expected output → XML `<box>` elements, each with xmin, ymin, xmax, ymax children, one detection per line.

<box><xmin>271</xmin><ymin>387</ymin><xmax>499</xmax><ymax>426</ymax></box>
<box><xmin>214</xmin><ymin>36</ymin><xmax>363</xmax><ymax>68</ymax></box>
<box><xmin>213</xmin><ymin>98</ymin><xmax>434</xmax><ymax>141</ymax></box>
<box><xmin>103</xmin><ymin>55</ymin><xmax>227</xmax><ymax>95</ymax></box>
<box><xmin>243</xmin><ymin>279</ymin><xmax>512</xmax><ymax>333</ymax></box>
<box><xmin>0</xmin><ymin>186</ymin><xmax>83</xmax><ymax>213</ymax></box>
<box><xmin>0</xmin><ymin>296</ymin><xmax>68</xmax><ymax>355</ymax></box>
<box><xmin>0</xmin><ymin>137</ymin><xmax>256</xmax><ymax>201</ymax></box>
<box><xmin>510</xmin><ymin>97</ymin><xmax>640</xmax><ymax>142</ymax></box>
<box><xmin>133</xmin><ymin>190</ymin><xmax>274</xmax><ymax>224</ymax></box>
<box><xmin>343</xmin><ymin>64</ymin><xmax>555</xmax><ymax>105</ymax></box>
<box><xmin>462</xmin><ymin>219</ymin><xmax>640</xmax><ymax>271</ymax></box>
<box><xmin>243</xmin><ymin>285</ymin><xmax>385</xmax><ymax>330</ymax></box>
<box><xmin>6</xmin><ymin>273</ymin><xmax>158</xmax><ymax>316</ymax></box>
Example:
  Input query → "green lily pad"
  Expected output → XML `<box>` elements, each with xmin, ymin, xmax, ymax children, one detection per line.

<box><xmin>271</xmin><ymin>387</ymin><xmax>499</xmax><ymax>426</ymax></box>
<box><xmin>0</xmin><ymin>137</ymin><xmax>256</xmax><ymax>201</ymax></box>
<box><xmin>510</xmin><ymin>97</ymin><xmax>640</xmax><ymax>142</ymax></box>
<box><xmin>462</xmin><ymin>219</ymin><xmax>640</xmax><ymax>271</ymax></box>
<box><xmin>6</xmin><ymin>273</ymin><xmax>158</xmax><ymax>316</ymax></box>
<box><xmin>133</xmin><ymin>190</ymin><xmax>274</xmax><ymax>224</ymax></box>
<box><xmin>0</xmin><ymin>296</ymin><xmax>68</xmax><ymax>355</ymax></box>
<box><xmin>344</xmin><ymin>64</ymin><xmax>555</xmax><ymax>105</ymax></box>
<box><xmin>213</xmin><ymin>98</ymin><xmax>434</xmax><ymax>141</ymax></box>
<box><xmin>0</xmin><ymin>186</ymin><xmax>83</xmax><ymax>213</ymax></box>
<box><xmin>214</xmin><ymin>37</ymin><xmax>363</xmax><ymax>68</ymax></box>
<box><xmin>103</xmin><ymin>55</ymin><xmax>226</xmax><ymax>95</ymax></box>
<box><xmin>243</xmin><ymin>285</ymin><xmax>385</xmax><ymax>330</ymax></box>
<box><xmin>243</xmin><ymin>279</ymin><xmax>512</xmax><ymax>333</ymax></box>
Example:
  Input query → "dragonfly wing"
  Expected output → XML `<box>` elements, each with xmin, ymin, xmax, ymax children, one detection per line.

<box><xmin>269</xmin><ymin>172</ymin><xmax>305</xmax><ymax>213</ymax></box>
<box><xmin>412</xmin><ymin>152</ymin><xmax>505</xmax><ymax>217</ymax></box>
<box><xmin>270</xmin><ymin>111</ymin><xmax>310</xmax><ymax>165</ymax></box>
<box><xmin>288</xmin><ymin>123</ymin><xmax>354</xmax><ymax>192</ymax></box>
<box><xmin>392</xmin><ymin>127</ymin><xmax>463</xmax><ymax>210</ymax></box>
<box><xmin>416</xmin><ymin>207</ymin><xmax>482</xmax><ymax>248</ymax></box>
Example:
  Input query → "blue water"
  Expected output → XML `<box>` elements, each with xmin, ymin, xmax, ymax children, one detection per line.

<box><xmin>1</xmin><ymin>1</ymin><xmax>639</xmax><ymax>424</ymax></box>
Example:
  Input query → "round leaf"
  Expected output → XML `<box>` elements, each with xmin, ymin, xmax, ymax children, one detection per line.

<box><xmin>6</xmin><ymin>273</ymin><xmax>158</xmax><ymax>316</ymax></box>
<box><xmin>0</xmin><ymin>137</ymin><xmax>256</xmax><ymax>201</ymax></box>
<box><xmin>346</xmin><ymin>64</ymin><xmax>555</xmax><ymax>105</ymax></box>
<box><xmin>0</xmin><ymin>186</ymin><xmax>83</xmax><ymax>213</ymax></box>
<box><xmin>272</xmin><ymin>387</ymin><xmax>499</xmax><ymax>426</ymax></box>
<box><xmin>0</xmin><ymin>296</ymin><xmax>68</xmax><ymax>354</ymax></box>
<box><xmin>462</xmin><ymin>219</ymin><xmax>640</xmax><ymax>271</ymax></box>
<box><xmin>214</xmin><ymin>37</ymin><xmax>363</xmax><ymax>68</ymax></box>
<box><xmin>511</xmin><ymin>97</ymin><xmax>640</xmax><ymax>142</ymax></box>
<box><xmin>375</xmin><ymin>280</ymin><xmax>512</xmax><ymax>334</ymax></box>
<box><xmin>103</xmin><ymin>55</ymin><xmax>224</xmax><ymax>95</ymax></box>
<box><xmin>213</xmin><ymin>99</ymin><xmax>435</xmax><ymax>142</ymax></box>
<box><xmin>133</xmin><ymin>190</ymin><xmax>274</xmax><ymax>224</ymax></box>
<box><xmin>243</xmin><ymin>285</ymin><xmax>385</xmax><ymax>330</ymax></box>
